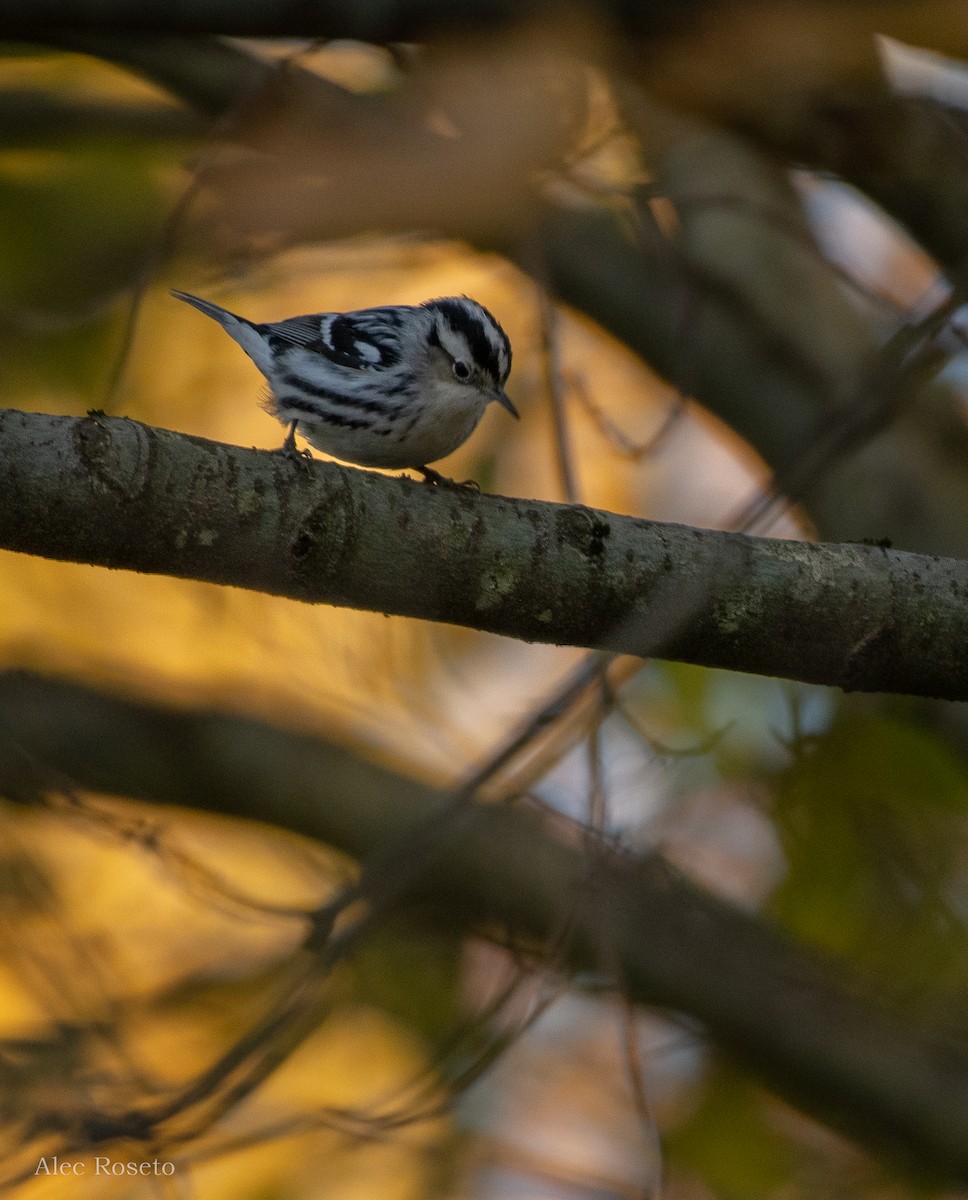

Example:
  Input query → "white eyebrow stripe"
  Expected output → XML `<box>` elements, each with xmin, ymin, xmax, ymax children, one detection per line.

<box><xmin>436</xmin><ymin>325</ymin><xmax>472</xmax><ymax>363</ymax></box>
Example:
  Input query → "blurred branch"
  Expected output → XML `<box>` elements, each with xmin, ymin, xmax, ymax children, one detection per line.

<box><xmin>4</xmin><ymin>408</ymin><xmax>968</xmax><ymax>700</ymax></box>
<box><xmin>38</xmin><ymin>33</ymin><xmax>276</xmax><ymax>116</ymax></box>
<box><xmin>0</xmin><ymin>0</ymin><xmax>700</xmax><ymax>39</ymax></box>
<box><xmin>0</xmin><ymin>90</ymin><xmax>202</xmax><ymax>143</ymax></box>
<box><xmin>7</xmin><ymin>0</ymin><xmax>968</xmax><ymax>49</ymax></box>
<box><xmin>634</xmin><ymin>1</ymin><xmax>968</xmax><ymax>128</ymax></box>
<box><xmin>1</xmin><ymin>669</ymin><xmax>967</xmax><ymax>1179</ymax></box>
<box><xmin>739</xmin><ymin>90</ymin><xmax>968</xmax><ymax>272</ymax></box>
<box><xmin>171</xmin><ymin>33</ymin><xmax>585</xmax><ymax>250</ymax></box>
<box><xmin>0</xmin><ymin>0</ymin><xmax>524</xmax><ymax>37</ymax></box>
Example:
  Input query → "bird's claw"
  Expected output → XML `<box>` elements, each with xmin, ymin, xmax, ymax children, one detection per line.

<box><xmin>280</xmin><ymin>423</ymin><xmax>313</xmax><ymax>471</ymax></box>
<box><xmin>416</xmin><ymin>467</ymin><xmax>480</xmax><ymax>491</ymax></box>
<box><xmin>279</xmin><ymin>443</ymin><xmax>313</xmax><ymax>471</ymax></box>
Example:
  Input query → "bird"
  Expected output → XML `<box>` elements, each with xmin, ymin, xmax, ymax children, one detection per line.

<box><xmin>171</xmin><ymin>290</ymin><xmax>517</xmax><ymax>483</ymax></box>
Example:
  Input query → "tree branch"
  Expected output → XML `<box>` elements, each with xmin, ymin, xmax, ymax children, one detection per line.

<box><xmin>3</xmin><ymin>408</ymin><xmax>968</xmax><ymax>700</ymax></box>
<box><xmin>1</xmin><ymin>669</ymin><xmax>966</xmax><ymax>1180</ymax></box>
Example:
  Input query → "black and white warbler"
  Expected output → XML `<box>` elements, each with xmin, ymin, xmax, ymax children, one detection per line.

<box><xmin>171</xmin><ymin>290</ymin><xmax>517</xmax><ymax>481</ymax></box>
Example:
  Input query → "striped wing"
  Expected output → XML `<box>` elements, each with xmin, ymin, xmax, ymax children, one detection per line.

<box><xmin>266</xmin><ymin>306</ymin><xmax>408</xmax><ymax>370</ymax></box>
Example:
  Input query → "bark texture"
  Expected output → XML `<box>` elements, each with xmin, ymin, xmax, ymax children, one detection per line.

<box><xmin>2</xmin><ymin>408</ymin><xmax>968</xmax><ymax>699</ymax></box>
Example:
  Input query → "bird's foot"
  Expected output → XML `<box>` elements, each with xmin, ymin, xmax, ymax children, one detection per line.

<box><xmin>416</xmin><ymin>466</ymin><xmax>480</xmax><ymax>492</ymax></box>
<box><xmin>280</xmin><ymin>422</ymin><xmax>313</xmax><ymax>470</ymax></box>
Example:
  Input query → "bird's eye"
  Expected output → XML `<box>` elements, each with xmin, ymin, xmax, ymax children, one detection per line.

<box><xmin>452</xmin><ymin>360</ymin><xmax>471</xmax><ymax>381</ymax></box>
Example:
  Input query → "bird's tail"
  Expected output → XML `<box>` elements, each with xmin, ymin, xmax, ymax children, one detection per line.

<box><xmin>170</xmin><ymin>290</ymin><xmax>273</xmax><ymax>376</ymax></box>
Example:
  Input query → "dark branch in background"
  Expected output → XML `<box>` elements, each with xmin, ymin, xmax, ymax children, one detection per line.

<box><xmin>40</xmin><ymin>33</ymin><xmax>277</xmax><ymax>117</ymax></box>
<box><xmin>3</xmin><ymin>408</ymin><xmax>968</xmax><ymax>701</ymax></box>
<box><xmin>0</xmin><ymin>0</ymin><xmax>706</xmax><ymax>39</ymax></box>
<box><xmin>1</xmin><ymin>669</ymin><xmax>967</xmax><ymax>1181</ymax></box>
<box><xmin>0</xmin><ymin>91</ymin><xmax>201</xmax><ymax>143</ymax></box>
<box><xmin>738</xmin><ymin>93</ymin><xmax>968</xmax><ymax>273</ymax></box>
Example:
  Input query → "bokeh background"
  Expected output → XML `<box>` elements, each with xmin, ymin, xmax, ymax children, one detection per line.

<box><xmin>3</xmin><ymin>7</ymin><xmax>968</xmax><ymax>1197</ymax></box>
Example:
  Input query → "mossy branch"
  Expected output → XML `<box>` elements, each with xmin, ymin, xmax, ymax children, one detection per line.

<box><xmin>2</xmin><ymin>408</ymin><xmax>968</xmax><ymax>700</ymax></box>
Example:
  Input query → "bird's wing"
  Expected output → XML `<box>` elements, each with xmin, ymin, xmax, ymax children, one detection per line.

<box><xmin>266</xmin><ymin>315</ymin><xmax>326</xmax><ymax>348</ymax></box>
<box><xmin>268</xmin><ymin>307</ymin><xmax>407</xmax><ymax>370</ymax></box>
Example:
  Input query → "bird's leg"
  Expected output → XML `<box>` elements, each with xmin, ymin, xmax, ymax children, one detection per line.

<box><xmin>416</xmin><ymin>466</ymin><xmax>480</xmax><ymax>492</ymax></box>
<box><xmin>279</xmin><ymin>420</ymin><xmax>313</xmax><ymax>468</ymax></box>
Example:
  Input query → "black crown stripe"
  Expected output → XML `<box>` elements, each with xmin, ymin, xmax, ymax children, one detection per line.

<box><xmin>428</xmin><ymin>299</ymin><xmax>510</xmax><ymax>386</ymax></box>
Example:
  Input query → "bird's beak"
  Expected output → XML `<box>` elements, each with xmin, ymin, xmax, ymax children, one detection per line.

<box><xmin>493</xmin><ymin>389</ymin><xmax>520</xmax><ymax>419</ymax></box>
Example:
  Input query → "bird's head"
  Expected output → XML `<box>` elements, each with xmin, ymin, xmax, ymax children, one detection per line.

<box><xmin>421</xmin><ymin>297</ymin><xmax>517</xmax><ymax>418</ymax></box>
